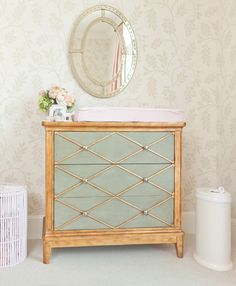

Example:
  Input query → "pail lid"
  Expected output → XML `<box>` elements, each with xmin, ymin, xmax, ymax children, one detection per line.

<box><xmin>195</xmin><ymin>187</ymin><xmax>231</xmax><ymax>203</ymax></box>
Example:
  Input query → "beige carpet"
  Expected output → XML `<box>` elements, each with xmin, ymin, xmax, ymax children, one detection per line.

<box><xmin>0</xmin><ymin>235</ymin><xmax>235</xmax><ymax>286</ymax></box>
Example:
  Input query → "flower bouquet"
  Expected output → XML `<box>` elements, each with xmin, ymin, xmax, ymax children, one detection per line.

<box><xmin>38</xmin><ymin>86</ymin><xmax>75</xmax><ymax>112</ymax></box>
<box><xmin>38</xmin><ymin>86</ymin><xmax>75</xmax><ymax>121</ymax></box>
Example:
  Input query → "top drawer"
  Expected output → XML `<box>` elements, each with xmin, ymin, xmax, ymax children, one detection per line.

<box><xmin>54</xmin><ymin>131</ymin><xmax>175</xmax><ymax>165</ymax></box>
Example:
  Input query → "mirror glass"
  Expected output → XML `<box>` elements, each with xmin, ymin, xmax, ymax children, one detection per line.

<box><xmin>69</xmin><ymin>5</ymin><xmax>137</xmax><ymax>98</ymax></box>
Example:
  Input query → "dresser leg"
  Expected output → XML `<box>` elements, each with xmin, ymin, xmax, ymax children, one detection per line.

<box><xmin>175</xmin><ymin>235</ymin><xmax>184</xmax><ymax>258</ymax></box>
<box><xmin>43</xmin><ymin>242</ymin><xmax>52</xmax><ymax>264</ymax></box>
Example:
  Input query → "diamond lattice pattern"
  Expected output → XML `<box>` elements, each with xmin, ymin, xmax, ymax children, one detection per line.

<box><xmin>54</xmin><ymin>131</ymin><xmax>175</xmax><ymax>230</ymax></box>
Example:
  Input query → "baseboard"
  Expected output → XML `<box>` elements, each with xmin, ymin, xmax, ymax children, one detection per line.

<box><xmin>28</xmin><ymin>215</ymin><xmax>44</xmax><ymax>239</ymax></box>
<box><xmin>28</xmin><ymin>212</ymin><xmax>236</xmax><ymax>247</ymax></box>
<box><xmin>182</xmin><ymin>211</ymin><xmax>195</xmax><ymax>234</ymax></box>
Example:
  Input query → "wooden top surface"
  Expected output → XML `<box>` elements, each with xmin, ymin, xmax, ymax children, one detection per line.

<box><xmin>42</xmin><ymin>121</ymin><xmax>186</xmax><ymax>128</ymax></box>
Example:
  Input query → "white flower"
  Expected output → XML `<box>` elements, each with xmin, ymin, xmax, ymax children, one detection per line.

<box><xmin>56</xmin><ymin>94</ymin><xmax>66</xmax><ymax>105</ymax></box>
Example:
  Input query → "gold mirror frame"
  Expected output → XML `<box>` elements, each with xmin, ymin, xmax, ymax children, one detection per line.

<box><xmin>69</xmin><ymin>5</ymin><xmax>138</xmax><ymax>98</ymax></box>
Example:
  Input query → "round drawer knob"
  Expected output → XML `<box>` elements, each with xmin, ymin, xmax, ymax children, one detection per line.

<box><xmin>82</xmin><ymin>178</ymin><xmax>88</xmax><ymax>183</ymax></box>
<box><xmin>82</xmin><ymin>146</ymin><xmax>88</xmax><ymax>150</ymax></box>
<box><xmin>143</xmin><ymin>210</ymin><xmax>149</xmax><ymax>216</ymax></box>
<box><xmin>142</xmin><ymin>146</ymin><xmax>149</xmax><ymax>150</ymax></box>
<box><xmin>143</xmin><ymin>177</ymin><xmax>149</xmax><ymax>183</ymax></box>
<box><xmin>82</xmin><ymin>211</ymin><xmax>88</xmax><ymax>216</ymax></box>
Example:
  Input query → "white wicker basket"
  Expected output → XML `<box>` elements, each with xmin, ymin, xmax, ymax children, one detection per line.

<box><xmin>0</xmin><ymin>185</ymin><xmax>27</xmax><ymax>267</ymax></box>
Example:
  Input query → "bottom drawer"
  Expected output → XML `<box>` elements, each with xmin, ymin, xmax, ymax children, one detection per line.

<box><xmin>54</xmin><ymin>195</ymin><xmax>174</xmax><ymax>230</ymax></box>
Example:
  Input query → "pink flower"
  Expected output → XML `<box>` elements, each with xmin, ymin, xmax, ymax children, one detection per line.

<box><xmin>39</xmin><ymin>90</ymin><xmax>46</xmax><ymax>97</ymax></box>
<box><xmin>64</xmin><ymin>94</ymin><xmax>74</xmax><ymax>106</ymax></box>
<box><xmin>48</xmin><ymin>86</ymin><xmax>65</xmax><ymax>99</ymax></box>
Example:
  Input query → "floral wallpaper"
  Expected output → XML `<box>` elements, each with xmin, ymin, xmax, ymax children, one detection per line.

<box><xmin>0</xmin><ymin>0</ymin><xmax>235</xmax><ymax>217</ymax></box>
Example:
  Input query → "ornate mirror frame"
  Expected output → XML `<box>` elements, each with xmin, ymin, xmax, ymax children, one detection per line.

<box><xmin>69</xmin><ymin>5</ymin><xmax>138</xmax><ymax>98</ymax></box>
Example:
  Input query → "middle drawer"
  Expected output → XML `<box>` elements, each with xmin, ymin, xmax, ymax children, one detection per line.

<box><xmin>54</xmin><ymin>163</ymin><xmax>174</xmax><ymax>197</ymax></box>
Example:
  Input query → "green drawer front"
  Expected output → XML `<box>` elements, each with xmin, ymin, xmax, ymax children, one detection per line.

<box><xmin>54</xmin><ymin>164</ymin><xmax>174</xmax><ymax>230</ymax></box>
<box><xmin>54</xmin><ymin>164</ymin><xmax>174</xmax><ymax>196</ymax></box>
<box><xmin>55</xmin><ymin>131</ymin><xmax>174</xmax><ymax>164</ymax></box>
<box><xmin>54</xmin><ymin>196</ymin><xmax>174</xmax><ymax>230</ymax></box>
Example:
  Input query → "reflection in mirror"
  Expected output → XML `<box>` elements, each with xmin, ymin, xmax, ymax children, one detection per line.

<box><xmin>83</xmin><ymin>21</ymin><xmax>119</xmax><ymax>84</ymax></box>
<box><xmin>69</xmin><ymin>5</ymin><xmax>137</xmax><ymax>98</ymax></box>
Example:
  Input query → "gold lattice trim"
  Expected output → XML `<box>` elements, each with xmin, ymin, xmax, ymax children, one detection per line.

<box><xmin>54</xmin><ymin>132</ymin><xmax>174</xmax><ymax>230</ymax></box>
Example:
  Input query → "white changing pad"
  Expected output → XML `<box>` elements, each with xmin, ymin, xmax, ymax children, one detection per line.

<box><xmin>75</xmin><ymin>107</ymin><xmax>184</xmax><ymax>122</ymax></box>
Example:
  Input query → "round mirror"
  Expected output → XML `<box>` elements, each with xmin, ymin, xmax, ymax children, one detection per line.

<box><xmin>69</xmin><ymin>5</ymin><xmax>138</xmax><ymax>98</ymax></box>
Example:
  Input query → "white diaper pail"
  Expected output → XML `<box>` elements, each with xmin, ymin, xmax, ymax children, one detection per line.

<box><xmin>0</xmin><ymin>184</ymin><xmax>27</xmax><ymax>267</ymax></box>
<box><xmin>194</xmin><ymin>187</ymin><xmax>232</xmax><ymax>271</ymax></box>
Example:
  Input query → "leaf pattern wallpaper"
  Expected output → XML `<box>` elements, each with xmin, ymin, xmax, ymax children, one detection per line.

<box><xmin>0</xmin><ymin>0</ymin><xmax>236</xmax><ymax>217</ymax></box>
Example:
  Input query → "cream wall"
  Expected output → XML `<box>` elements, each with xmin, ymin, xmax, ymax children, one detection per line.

<box><xmin>0</xmin><ymin>0</ymin><xmax>235</xmax><ymax>217</ymax></box>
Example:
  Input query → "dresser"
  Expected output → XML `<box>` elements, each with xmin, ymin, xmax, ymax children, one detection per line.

<box><xmin>42</xmin><ymin>121</ymin><xmax>185</xmax><ymax>263</ymax></box>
